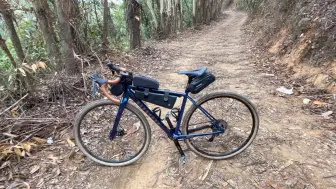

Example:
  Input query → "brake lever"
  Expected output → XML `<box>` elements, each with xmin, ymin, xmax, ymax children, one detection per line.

<box><xmin>106</xmin><ymin>61</ymin><xmax>116</xmax><ymax>73</ymax></box>
<box><xmin>91</xmin><ymin>77</ymin><xmax>98</xmax><ymax>97</ymax></box>
<box><xmin>106</xmin><ymin>61</ymin><xmax>126</xmax><ymax>74</ymax></box>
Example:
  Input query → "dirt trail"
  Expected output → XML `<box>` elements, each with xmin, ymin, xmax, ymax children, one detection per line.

<box><xmin>55</xmin><ymin>11</ymin><xmax>335</xmax><ymax>189</ymax></box>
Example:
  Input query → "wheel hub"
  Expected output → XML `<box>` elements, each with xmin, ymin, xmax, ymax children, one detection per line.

<box><xmin>214</xmin><ymin>119</ymin><xmax>227</xmax><ymax>133</ymax></box>
<box><xmin>208</xmin><ymin>119</ymin><xmax>227</xmax><ymax>142</ymax></box>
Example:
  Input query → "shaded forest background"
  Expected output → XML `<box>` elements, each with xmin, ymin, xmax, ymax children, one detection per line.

<box><xmin>0</xmin><ymin>0</ymin><xmax>227</xmax><ymax>97</ymax></box>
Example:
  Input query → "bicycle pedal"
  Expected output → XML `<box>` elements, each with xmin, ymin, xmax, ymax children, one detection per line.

<box><xmin>179</xmin><ymin>155</ymin><xmax>187</xmax><ymax>165</ymax></box>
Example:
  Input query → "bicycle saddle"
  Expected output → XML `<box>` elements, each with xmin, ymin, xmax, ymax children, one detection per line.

<box><xmin>178</xmin><ymin>67</ymin><xmax>207</xmax><ymax>77</ymax></box>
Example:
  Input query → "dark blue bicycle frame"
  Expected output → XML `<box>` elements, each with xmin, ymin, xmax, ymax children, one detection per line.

<box><xmin>109</xmin><ymin>85</ymin><xmax>224</xmax><ymax>141</ymax></box>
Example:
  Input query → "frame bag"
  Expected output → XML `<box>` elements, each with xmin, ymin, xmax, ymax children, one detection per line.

<box><xmin>135</xmin><ymin>89</ymin><xmax>177</xmax><ymax>109</ymax></box>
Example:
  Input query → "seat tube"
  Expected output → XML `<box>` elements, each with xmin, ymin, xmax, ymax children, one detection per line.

<box><xmin>174</xmin><ymin>94</ymin><xmax>188</xmax><ymax>135</ymax></box>
<box><xmin>108</xmin><ymin>93</ymin><xmax>129</xmax><ymax>140</ymax></box>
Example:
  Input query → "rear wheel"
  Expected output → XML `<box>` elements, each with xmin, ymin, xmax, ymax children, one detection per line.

<box><xmin>73</xmin><ymin>99</ymin><xmax>151</xmax><ymax>166</ymax></box>
<box><xmin>182</xmin><ymin>92</ymin><xmax>259</xmax><ymax>159</ymax></box>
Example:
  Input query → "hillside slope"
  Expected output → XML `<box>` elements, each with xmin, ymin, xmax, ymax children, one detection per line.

<box><xmin>239</xmin><ymin>0</ymin><xmax>336</xmax><ymax>91</ymax></box>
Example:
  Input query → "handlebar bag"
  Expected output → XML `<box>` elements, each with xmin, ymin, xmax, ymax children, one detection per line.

<box><xmin>110</xmin><ymin>83</ymin><xmax>123</xmax><ymax>96</ymax></box>
<box><xmin>135</xmin><ymin>89</ymin><xmax>177</xmax><ymax>109</ymax></box>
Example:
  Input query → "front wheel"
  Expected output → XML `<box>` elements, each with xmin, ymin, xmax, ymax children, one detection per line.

<box><xmin>182</xmin><ymin>92</ymin><xmax>259</xmax><ymax>159</ymax></box>
<box><xmin>73</xmin><ymin>99</ymin><xmax>151</xmax><ymax>166</ymax></box>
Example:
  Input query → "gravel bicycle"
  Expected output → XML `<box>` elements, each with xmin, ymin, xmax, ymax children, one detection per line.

<box><xmin>73</xmin><ymin>62</ymin><xmax>259</xmax><ymax>166</ymax></box>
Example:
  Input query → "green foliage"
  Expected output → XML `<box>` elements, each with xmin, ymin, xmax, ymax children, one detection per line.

<box><xmin>182</xmin><ymin>0</ymin><xmax>193</xmax><ymax>27</ymax></box>
<box><xmin>111</xmin><ymin>2</ymin><xmax>129</xmax><ymax>50</ymax></box>
<box><xmin>16</xmin><ymin>18</ymin><xmax>47</xmax><ymax>61</ymax></box>
<box><xmin>0</xmin><ymin>0</ymin><xmax>200</xmax><ymax>94</ymax></box>
<box><xmin>141</xmin><ymin>3</ymin><xmax>154</xmax><ymax>41</ymax></box>
<box><xmin>234</xmin><ymin>0</ymin><xmax>264</xmax><ymax>12</ymax></box>
<box><xmin>0</xmin><ymin>21</ymin><xmax>15</xmax><ymax>70</ymax></box>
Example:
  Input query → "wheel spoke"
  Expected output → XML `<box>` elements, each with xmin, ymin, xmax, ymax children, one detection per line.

<box><xmin>74</xmin><ymin>101</ymin><xmax>150</xmax><ymax>166</ymax></box>
<box><xmin>184</xmin><ymin>93</ymin><xmax>258</xmax><ymax>158</ymax></box>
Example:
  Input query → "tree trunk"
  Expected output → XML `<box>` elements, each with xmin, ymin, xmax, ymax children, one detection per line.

<box><xmin>193</xmin><ymin>0</ymin><xmax>222</xmax><ymax>26</ymax></box>
<box><xmin>0</xmin><ymin>0</ymin><xmax>10</xmax><ymax>10</ymax></box>
<box><xmin>160</xmin><ymin>0</ymin><xmax>167</xmax><ymax>35</ymax></box>
<box><xmin>108</xmin><ymin>3</ymin><xmax>116</xmax><ymax>43</ymax></box>
<box><xmin>176</xmin><ymin>0</ymin><xmax>182</xmax><ymax>31</ymax></box>
<box><xmin>146</xmin><ymin>0</ymin><xmax>158</xmax><ymax>30</ymax></box>
<box><xmin>82</xmin><ymin>0</ymin><xmax>89</xmax><ymax>40</ymax></box>
<box><xmin>55</xmin><ymin>0</ymin><xmax>78</xmax><ymax>74</ymax></box>
<box><xmin>93</xmin><ymin>0</ymin><xmax>101</xmax><ymax>29</ymax></box>
<box><xmin>0</xmin><ymin>10</ymin><xmax>25</xmax><ymax>63</ymax></box>
<box><xmin>126</xmin><ymin>0</ymin><xmax>141</xmax><ymax>49</ymax></box>
<box><xmin>102</xmin><ymin>0</ymin><xmax>109</xmax><ymax>51</ymax></box>
<box><xmin>192</xmin><ymin>0</ymin><xmax>196</xmax><ymax>26</ymax></box>
<box><xmin>31</xmin><ymin>0</ymin><xmax>62</xmax><ymax>67</ymax></box>
<box><xmin>0</xmin><ymin>34</ymin><xmax>16</xmax><ymax>68</ymax></box>
<box><xmin>67</xmin><ymin>0</ymin><xmax>88</xmax><ymax>54</ymax></box>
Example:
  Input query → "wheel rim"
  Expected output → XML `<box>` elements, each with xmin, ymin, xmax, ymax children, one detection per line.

<box><xmin>77</xmin><ymin>103</ymin><xmax>147</xmax><ymax>163</ymax></box>
<box><xmin>186</xmin><ymin>95</ymin><xmax>256</xmax><ymax>157</ymax></box>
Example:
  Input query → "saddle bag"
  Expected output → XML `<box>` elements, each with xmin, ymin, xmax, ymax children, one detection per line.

<box><xmin>186</xmin><ymin>72</ymin><xmax>216</xmax><ymax>94</ymax></box>
<box><xmin>135</xmin><ymin>89</ymin><xmax>177</xmax><ymax>109</ymax></box>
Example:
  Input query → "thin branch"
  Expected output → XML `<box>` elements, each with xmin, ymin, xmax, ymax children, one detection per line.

<box><xmin>0</xmin><ymin>93</ymin><xmax>28</xmax><ymax>116</ymax></box>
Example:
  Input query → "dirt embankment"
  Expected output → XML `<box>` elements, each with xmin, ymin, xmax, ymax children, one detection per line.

<box><xmin>245</xmin><ymin>0</ymin><xmax>336</xmax><ymax>92</ymax></box>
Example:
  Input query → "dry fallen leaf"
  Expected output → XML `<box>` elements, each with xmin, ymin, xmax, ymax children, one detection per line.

<box><xmin>0</xmin><ymin>161</ymin><xmax>10</xmax><ymax>170</ymax></box>
<box><xmin>303</xmin><ymin>98</ymin><xmax>311</xmax><ymax>104</ymax></box>
<box><xmin>38</xmin><ymin>61</ymin><xmax>47</xmax><ymax>69</ymax></box>
<box><xmin>36</xmin><ymin>178</ymin><xmax>44</xmax><ymax>188</ymax></box>
<box><xmin>13</xmin><ymin>148</ymin><xmax>23</xmax><ymax>157</ymax></box>
<box><xmin>48</xmin><ymin>155</ymin><xmax>61</xmax><ymax>164</ymax></box>
<box><xmin>54</xmin><ymin>167</ymin><xmax>61</xmax><ymax>176</ymax></box>
<box><xmin>1</xmin><ymin>148</ymin><xmax>13</xmax><ymax>156</ymax></box>
<box><xmin>31</xmin><ymin>64</ymin><xmax>38</xmax><ymax>72</ymax></box>
<box><xmin>22</xmin><ymin>142</ymin><xmax>35</xmax><ymax>152</ymax></box>
<box><xmin>322</xmin><ymin>111</ymin><xmax>333</xmax><ymax>119</ymax></box>
<box><xmin>18</xmin><ymin>68</ymin><xmax>26</xmax><ymax>76</ymax></box>
<box><xmin>22</xmin><ymin>63</ymin><xmax>31</xmax><ymax>69</ymax></box>
<box><xmin>32</xmin><ymin>137</ymin><xmax>46</xmax><ymax>144</ymax></box>
<box><xmin>11</xmin><ymin>107</ymin><xmax>18</xmax><ymax>117</ymax></box>
<box><xmin>312</xmin><ymin>100</ymin><xmax>328</xmax><ymax>105</ymax></box>
<box><xmin>67</xmin><ymin>139</ymin><xmax>75</xmax><ymax>147</ymax></box>
<box><xmin>30</xmin><ymin>165</ymin><xmax>40</xmax><ymax>174</ymax></box>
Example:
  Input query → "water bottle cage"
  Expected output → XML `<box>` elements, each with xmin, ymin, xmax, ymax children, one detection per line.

<box><xmin>168</xmin><ymin>108</ymin><xmax>180</xmax><ymax>122</ymax></box>
<box><xmin>152</xmin><ymin>107</ymin><xmax>179</xmax><ymax>122</ymax></box>
<box><xmin>152</xmin><ymin>107</ymin><xmax>162</xmax><ymax>120</ymax></box>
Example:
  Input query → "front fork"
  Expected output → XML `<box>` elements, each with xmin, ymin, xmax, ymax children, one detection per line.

<box><xmin>108</xmin><ymin>94</ymin><xmax>129</xmax><ymax>140</ymax></box>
